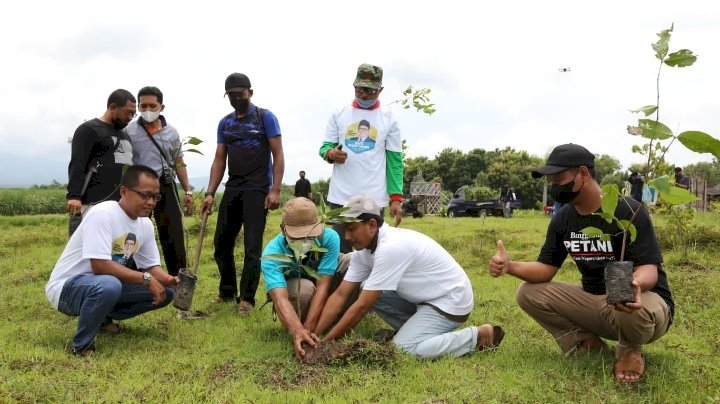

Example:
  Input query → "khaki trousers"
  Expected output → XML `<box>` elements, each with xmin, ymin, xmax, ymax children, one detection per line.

<box><xmin>286</xmin><ymin>252</ymin><xmax>354</xmax><ymax>323</ymax></box>
<box><xmin>516</xmin><ymin>281</ymin><xmax>671</xmax><ymax>356</ymax></box>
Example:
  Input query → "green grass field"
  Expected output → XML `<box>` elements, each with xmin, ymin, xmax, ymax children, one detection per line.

<box><xmin>1</xmin><ymin>210</ymin><xmax>719</xmax><ymax>402</ymax></box>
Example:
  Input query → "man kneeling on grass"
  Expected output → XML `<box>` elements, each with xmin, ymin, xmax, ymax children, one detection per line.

<box><xmin>45</xmin><ymin>165</ymin><xmax>179</xmax><ymax>355</ymax></box>
<box><xmin>488</xmin><ymin>143</ymin><xmax>674</xmax><ymax>383</ymax></box>
<box><xmin>261</xmin><ymin>197</ymin><xmax>352</xmax><ymax>359</ymax></box>
<box><xmin>315</xmin><ymin>195</ymin><xmax>504</xmax><ymax>359</ymax></box>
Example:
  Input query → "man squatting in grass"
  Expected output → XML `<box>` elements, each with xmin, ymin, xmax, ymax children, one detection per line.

<box><xmin>261</xmin><ymin>197</ymin><xmax>353</xmax><ymax>358</ymax></box>
<box><xmin>488</xmin><ymin>143</ymin><xmax>674</xmax><ymax>383</ymax></box>
<box><xmin>314</xmin><ymin>195</ymin><xmax>504</xmax><ymax>359</ymax></box>
<box><xmin>46</xmin><ymin>165</ymin><xmax>179</xmax><ymax>355</ymax></box>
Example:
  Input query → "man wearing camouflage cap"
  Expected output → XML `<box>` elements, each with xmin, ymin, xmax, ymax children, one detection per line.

<box><xmin>319</xmin><ymin>64</ymin><xmax>404</xmax><ymax>253</ymax></box>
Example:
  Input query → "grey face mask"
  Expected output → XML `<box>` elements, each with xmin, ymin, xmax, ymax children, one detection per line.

<box><xmin>355</xmin><ymin>97</ymin><xmax>378</xmax><ymax>109</ymax></box>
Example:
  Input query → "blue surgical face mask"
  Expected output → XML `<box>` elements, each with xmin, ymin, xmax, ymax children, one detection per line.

<box><xmin>355</xmin><ymin>97</ymin><xmax>378</xmax><ymax>109</ymax></box>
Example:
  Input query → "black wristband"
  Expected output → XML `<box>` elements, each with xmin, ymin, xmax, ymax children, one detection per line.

<box><xmin>205</xmin><ymin>192</ymin><xmax>215</xmax><ymax>197</ymax></box>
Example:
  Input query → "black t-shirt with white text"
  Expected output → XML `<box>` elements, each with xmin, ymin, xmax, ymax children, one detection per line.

<box><xmin>537</xmin><ymin>197</ymin><xmax>674</xmax><ymax>319</ymax></box>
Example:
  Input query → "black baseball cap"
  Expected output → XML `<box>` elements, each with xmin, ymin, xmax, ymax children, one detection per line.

<box><xmin>225</xmin><ymin>73</ymin><xmax>251</xmax><ymax>94</ymax></box>
<box><xmin>531</xmin><ymin>143</ymin><xmax>595</xmax><ymax>178</ymax></box>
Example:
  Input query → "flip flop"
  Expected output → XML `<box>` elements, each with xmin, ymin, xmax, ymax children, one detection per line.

<box><xmin>478</xmin><ymin>324</ymin><xmax>505</xmax><ymax>352</ymax></box>
<box><xmin>99</xmin><ymin>321</ymin><xmax>121</xmax><ymax>334</ymax></box>
<box><xmin>614</xmin><ymin>351</ymin><xmax>645</xmax><ymax>383</ymax></box>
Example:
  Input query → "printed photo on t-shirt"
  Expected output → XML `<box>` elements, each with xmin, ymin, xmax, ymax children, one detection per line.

<box><xmin>111</xmin><ymin>232</ymin><xmax>138</xmax><ymax>267</ymax></box>
<box><xmin>344</xmin><ymin>119</ymin><xmax>377</xmax><ymax>154</ymax></box>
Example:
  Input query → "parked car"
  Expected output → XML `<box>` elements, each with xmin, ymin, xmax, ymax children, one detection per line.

<box><xmin>446</xmin><ymin>187</ymin><xmax>521</xmax><ymax>217</ymax></box>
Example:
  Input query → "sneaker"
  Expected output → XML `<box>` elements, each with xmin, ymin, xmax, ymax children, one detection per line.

<box><xmin>70</xmin><ymin>342</ymin><xmax>96</xmax><ymax>356</ymax></box>
<box><xmin>236</xmin><ymin>300</ymin><xmax>254</xmax><ymax>316</ymax></box>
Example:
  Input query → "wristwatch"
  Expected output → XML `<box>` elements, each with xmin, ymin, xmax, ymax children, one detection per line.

<box><xmin>142</xmin><ymin>272</ymin><xmax>152</xmax><ymax>286</ymax></box>
<box><xmin>185</xmin><ymin>191</ymin><xmax>193</xmax><ymax>196</ymax></box>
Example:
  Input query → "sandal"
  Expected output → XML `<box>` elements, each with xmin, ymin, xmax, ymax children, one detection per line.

<box><xmin>477</xmin><ymin>324</ymin><xmax>505</xmax><ymax>352</ymax></box>
<box><xmin>99</xmin><ymin>320</ymin><xmax>121</xmax><ymax>334</ymax></box>
<box><xmin>614</xmin><ymin>350</ymin><xmax>645</xmax><ymax>383</ymax></box>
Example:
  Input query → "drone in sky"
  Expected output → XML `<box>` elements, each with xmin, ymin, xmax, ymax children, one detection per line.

<box><xmin>558</xmin><ymin>67</ymin><xmax>571</xmax><ymax>73</ymax></box>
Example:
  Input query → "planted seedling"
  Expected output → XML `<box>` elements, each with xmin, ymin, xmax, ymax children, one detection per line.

<box><xmin>581</xmin><ymin>184</ymin><xmax>639</xmax><ymax>305</ymax></box>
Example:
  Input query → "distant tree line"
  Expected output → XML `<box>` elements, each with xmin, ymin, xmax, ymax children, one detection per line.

<box><xmin>400</xmin><ymin>147</ymin><xmax>714</xmax><ymax>209</ymax></box>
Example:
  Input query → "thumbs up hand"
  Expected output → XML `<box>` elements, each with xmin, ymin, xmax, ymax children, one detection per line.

<box><xmin>489</xmin><ymin>240</ymin><xmax>511</xmax><ymax>277</ymax></box>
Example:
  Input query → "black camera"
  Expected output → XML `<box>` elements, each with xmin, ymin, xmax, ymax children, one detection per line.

<box><xmin>161</xmin><ymin>168</ymin><xmax>175</xmax><ymax>185</ymax></box>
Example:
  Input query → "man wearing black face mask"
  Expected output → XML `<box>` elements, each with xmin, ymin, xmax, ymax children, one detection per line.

<box><xmin>488</xmin><ymin>143</ymin><xmax>673</xmax><ymax>384</ymax></box>
<box><xmin>66</xmin><ymin>89</ymin><xmax>136</xmax><ymax>237</ymax></box>
<box><xmin>201</xmin><ymin>73</ymin><xmax>285</xmax><ymax>316</ymax></box>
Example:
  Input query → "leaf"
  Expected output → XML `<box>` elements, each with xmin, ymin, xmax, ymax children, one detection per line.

<box><xmin>627</xmin><ymin>223</ymin><xmax>638</xmax><ymax>243</ymax></box>
<box><xmin>185</xmin><ymin>136</ymin><xmax>203</xmax><ymax>146</ymax></box>
<box><xmin>677</xmin><ymin>131</ymin><xmax>720</xmax><ymax>160</ymax></box>
<box><xmin>299</xmin><ymin>265</ymin><xmax>322</xmax><ymax>280</ymax></box>
<box><xmin>600</xmin><ymin>184</ymin><xmax>620</xmax><ymax>220</ymax></box>
<box><xmin>648</xmin><ymin>176</ymin><xmax>671</xmax><ymax>194</ymax></box>
<box><xmin>659</xmin><ymin>186</ymin><xmax>699</xmax><ymax>205</ymax></box>
<box><xmin>600</xmin><ymin>234</ymin><xmax>612</xmax><ymax>242</ymax></box>
<box><xmin>581</xmin><ymin>226</ymin><xmax>605</xmax><ymax>238</ymax></box>
<box><xmin>262</xmin><ymin>254</ymin><xmax>293</xmax><ymax>263</ymax></box>
<box><xmin>652</xmin><ymin>25</ymin><xmax>673</xmax><ymax>60</ymax></box>
<box><xmin>325</xmin><ymin>206</ymin><xmax>350</xmax><ymax>217</ymax></box>
<box><xmin>310</xmin><ymin>246</ymin><xmax>328</xmax><ymax>253</ymax></box>
<box><xmin>618</xmin><ymin>219</ymin><xmax>632</xmax><ymax>232</ymax></box>
<box><xmin>638</xmin><ymin>119</ymin><xmax>674</xmax><ymax>140</ymax></box>
<box><xmin>629</xmin><ymin>105</ymin><xmax>658</xmax><ymax>116</ymax></box>
<box><xmin>664</xmin><ymin>49</ymin><xmax>697</xmax><ymax>67</ymax></box>
<box><xmin>183</xmin><ymin>148</ymin><xmax>204</xmax><ymax>155</ymax></box>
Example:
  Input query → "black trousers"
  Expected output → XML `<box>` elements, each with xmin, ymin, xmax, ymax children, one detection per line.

<box><xmin>213</xmin><ymin>188</ymin><xmax>267</xmax><ymax>305</ymax></box>
<box><xmin>153</xmin><ymin>181</ymin><xmax>187</xmax><ymax>276</ymax></box>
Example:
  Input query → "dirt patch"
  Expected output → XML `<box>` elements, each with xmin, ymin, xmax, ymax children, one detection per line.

<box><xmin>301</xmin><ymin>338</ymin><xmax>396</xmax><ymax>367</ymax></box>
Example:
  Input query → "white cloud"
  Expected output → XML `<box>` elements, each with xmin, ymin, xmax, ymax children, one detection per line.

<box><xmin>1</xmin><ymin>0</ymin><xmax>718</xmax><ymax>186</ymax></box>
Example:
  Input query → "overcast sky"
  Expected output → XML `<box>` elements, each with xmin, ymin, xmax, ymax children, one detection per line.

<box><xmin>1</xmin><ymin>0</ymin><xmax>718</xmax><ymax>187</ymax></box>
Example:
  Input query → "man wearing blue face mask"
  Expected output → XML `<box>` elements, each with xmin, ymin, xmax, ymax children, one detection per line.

<box><xmin>488</xmin><ymin>143</ymin><xmax>673</xmax><ymax>384</ymax></box>
<box><xmin>260</xmin><ymin>197</ymin><xmax>348</xmax><ymax>359</ymax></box>
<box><xmin>319</xmin><ymin>63</ymin><xmax>404</xmax><ymax>253</ymax></box>
<box><xmin>126</xmin><ymin>86</ymin><xmax>194</xmax><ymax>280</ymax></box>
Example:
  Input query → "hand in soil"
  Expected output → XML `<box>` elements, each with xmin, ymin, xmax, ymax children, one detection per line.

<box><xmin>293</xmin><ymin>329</ymin><xmax>319</xmax><ymax>359</ymax></box>
<box><xmin>300</xmin><ymin>340</ymin><xmax>351</xmax><ymax>365</ymax></box>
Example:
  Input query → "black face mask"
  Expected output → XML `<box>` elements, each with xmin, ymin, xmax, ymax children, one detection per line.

<box><xmin>112</xmin><ymin>111</ymin><xmax>128</xmax><ymax>130</ymax></box>
<box><xmin>550</xmin><ymin>180</ymin><xmax>579</xmax><ymax>204</ymax></box>
<box><xmin>230</xmin><ymin>98</ymin><xmax>250</xmax><ymax>113</ymax></box>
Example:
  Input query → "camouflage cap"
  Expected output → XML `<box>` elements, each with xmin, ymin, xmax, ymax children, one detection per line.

<box><xmin>353</xmin><ymin>64</ymin><xmax>383</xmax><ymax>89</ymax></box>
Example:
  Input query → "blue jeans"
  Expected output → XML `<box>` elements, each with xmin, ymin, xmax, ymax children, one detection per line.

<box><xmin>372</xmin><ymin>291</ymin><xmax>477</xmax><ymax>359</ymax></box>
<box><xmin>58</xmin><ymin>274</ymin><xmax>174</xmax><ymax>350</ymax></box>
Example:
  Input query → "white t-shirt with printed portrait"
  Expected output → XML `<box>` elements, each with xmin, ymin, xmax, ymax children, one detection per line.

<box><xmin>45</xmin><ymin>201</ymin><xmax>161</xmax><ymax>309</ymax></box>
<box><xmin>323</xmin><ymin>104</ymin><xmax>402</xmax><ymax>207</ymax></box>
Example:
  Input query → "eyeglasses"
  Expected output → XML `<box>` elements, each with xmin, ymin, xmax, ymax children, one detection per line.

<box><xmin>129</xmin><ymin>188</ymin><xmax>162</xmax><ymax>202</ymax></box>
<box><xmin>117</xmin><ymin>107</ymin><xmax>137</xmax><ymax>118</ymax></box>
<box><xmin>354</xmin><ymin>86</ymin><xmax>379</xmax><ymax>95</ymax></box>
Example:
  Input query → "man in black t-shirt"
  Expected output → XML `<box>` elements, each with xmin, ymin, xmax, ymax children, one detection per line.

<box><xmin>66</xmin><ymin>89</ymin><xmax>137</xmax><ymax>237</ymax></box>
<box><xmin>294</xmin><ymin>171</ymin><xmax>311</xmax><ymax>198</ymax></box>
<box><xmin>488</xmin><ymin>143</ymin><xmax>673</xmax><ymax>384</ymax></box>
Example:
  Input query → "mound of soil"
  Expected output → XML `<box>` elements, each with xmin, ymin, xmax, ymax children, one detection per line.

<box><xmin>301</xmin><ymin>339</ymin><xmax>395</xmax><ymax>366</ymax></box>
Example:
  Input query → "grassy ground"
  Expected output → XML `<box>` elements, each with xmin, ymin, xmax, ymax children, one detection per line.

<box><xmin>1</xmin><ymin>210</ymin><xmax>719</xmax><ymax>402</ymax></box>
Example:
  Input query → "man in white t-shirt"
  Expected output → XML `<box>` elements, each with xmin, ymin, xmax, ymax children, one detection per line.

<box><xmin>46</xmin><ymin>165</ymin><xmax>179</xmax><ymax>356</ymax></box>
<box><xmin>315</xmin><ymin>195</ymin><xmax>505</xmax><ymax>359</ymax></box>
<box><xmin>318</xmin><ymin>63</ymin><xmax>404</xmax><ymax>253</ymax></box>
